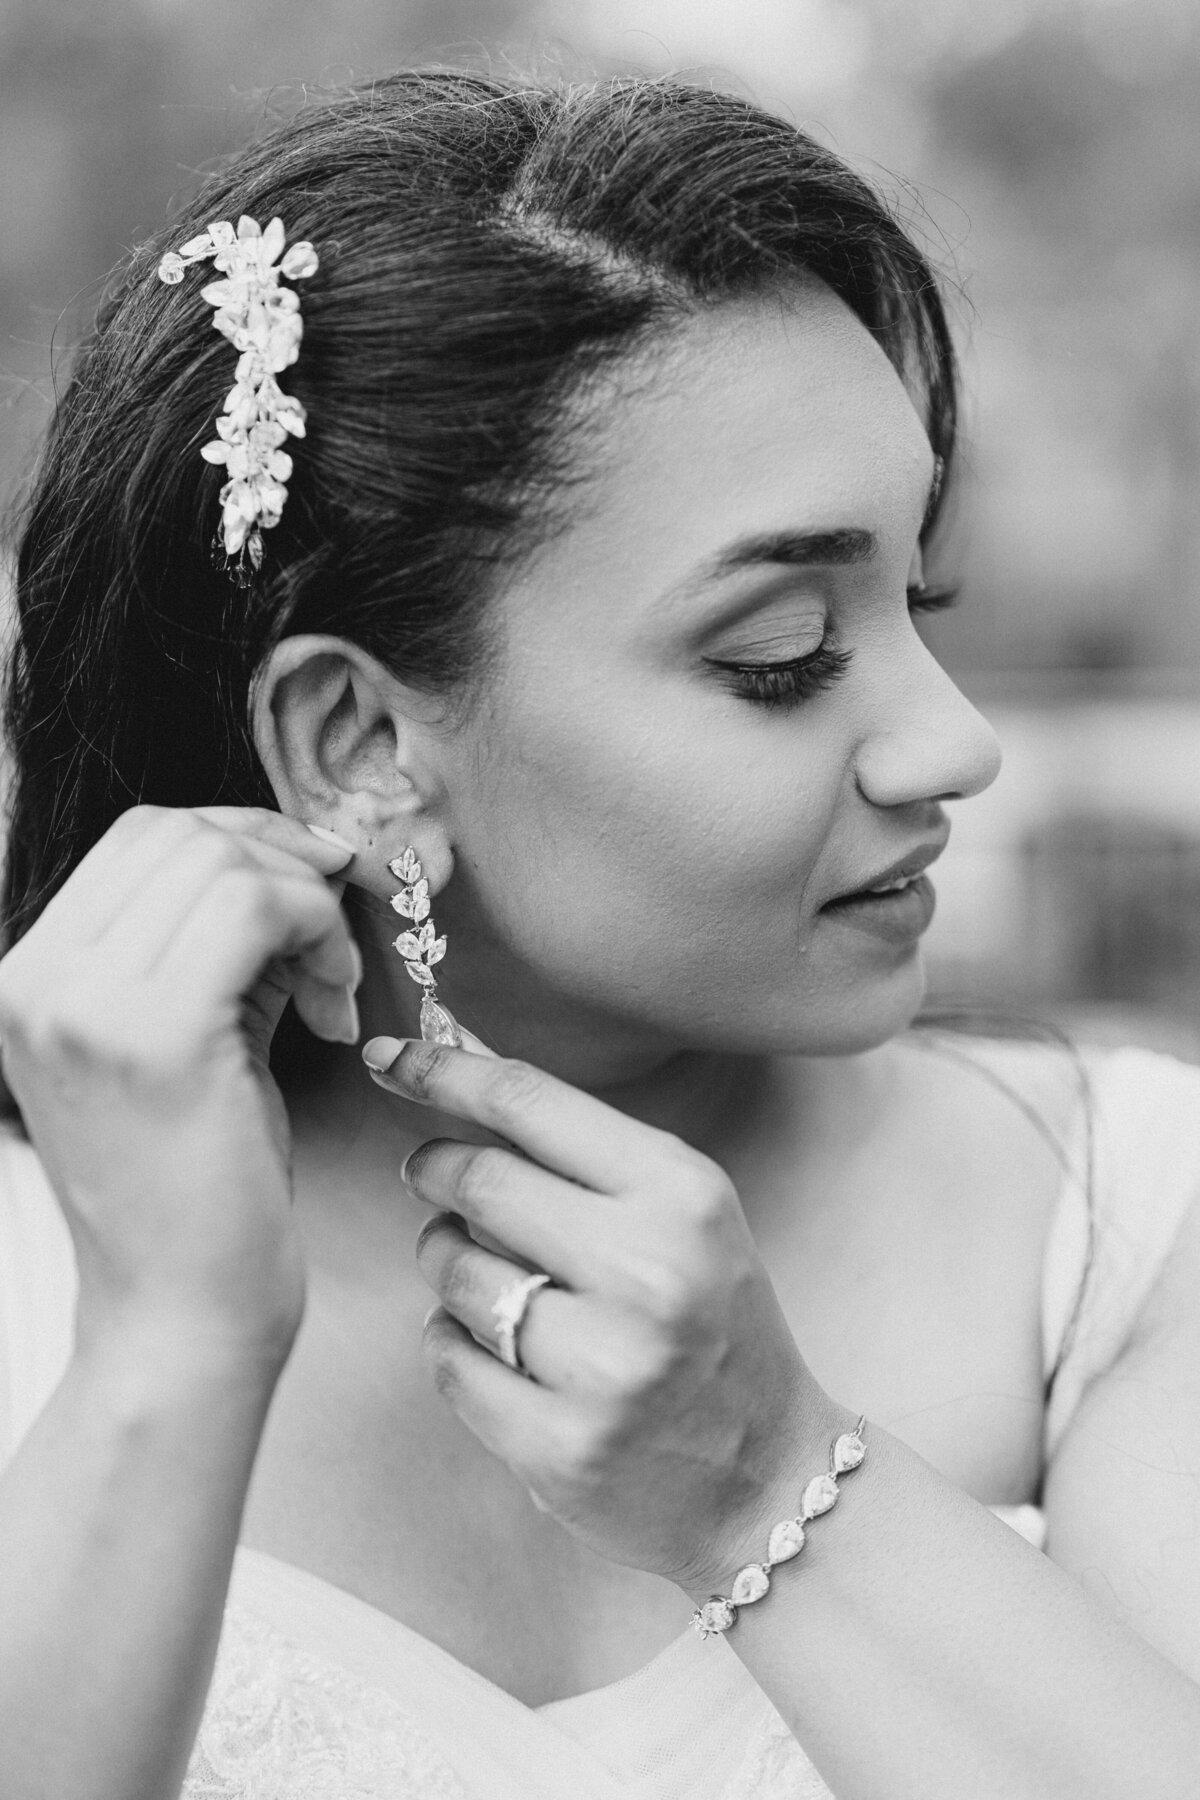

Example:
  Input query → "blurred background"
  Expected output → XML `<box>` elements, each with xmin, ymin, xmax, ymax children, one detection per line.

<box><xmin>2</xmin><ymin>0</ymin><xmax>1199</xmax><ymax>1053</ymax></box>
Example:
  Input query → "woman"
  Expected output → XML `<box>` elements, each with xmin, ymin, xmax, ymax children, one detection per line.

<box><xmin>0</xmin><ymin>70</ymin><xmax>1198</xmax><ymax>1800</ymax></box>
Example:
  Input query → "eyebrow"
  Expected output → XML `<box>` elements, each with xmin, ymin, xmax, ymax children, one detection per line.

<box><xmin>693</xmin><ymin>526</ymin><xmax>877</xmax><ymax>586</ymax></box>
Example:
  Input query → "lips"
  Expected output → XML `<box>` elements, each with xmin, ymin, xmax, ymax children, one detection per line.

<box><xmin>821</xmin><ymin>837</ymin><xmax>949</xmax><ymax>910</ymax></box>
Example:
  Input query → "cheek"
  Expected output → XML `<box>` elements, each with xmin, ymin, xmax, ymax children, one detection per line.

<box><xmin>460</xmin><ymin>677</ymin><xmax>846</xmax><ymax>1013</ymax></box>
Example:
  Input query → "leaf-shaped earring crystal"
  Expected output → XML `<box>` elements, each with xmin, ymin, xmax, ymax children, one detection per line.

<box><xmin>388</xmin><ymin>849</ymin><xmax>462</xmax><ymax>1047</ymax></box>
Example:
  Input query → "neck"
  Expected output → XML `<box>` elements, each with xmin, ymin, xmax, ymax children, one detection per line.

<box><xmin>287</xmin><ymin>905</ymin><xmax>780</xmax><ymax>1169</ymax></box>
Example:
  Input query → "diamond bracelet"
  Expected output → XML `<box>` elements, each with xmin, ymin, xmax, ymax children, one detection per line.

<box><xmin>690</xmin><ymin>1414</ymin><xmax>867</xmax><ymax>1639</ymax></box>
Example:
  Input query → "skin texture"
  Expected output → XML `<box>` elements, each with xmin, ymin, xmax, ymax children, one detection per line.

<box><xmin>263</xmin><ymin>287</ymin><xmax>1000</xmax><ymax>1084</ymax></box>
<box><xmin>4</xmin><ymin>285</ymin><xmax>1200</xmax><ymax>1800</ymax></box>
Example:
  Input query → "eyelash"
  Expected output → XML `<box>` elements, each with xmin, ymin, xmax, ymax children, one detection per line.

<box><xmin>709</xmin><ymin>583</ymin><xmax>961</xmax><ymax>710</ymax></box>
<box><xmin>907</xmin><ymin>581</ymin><xmax>960</xmax><ymax>616</ymax></box>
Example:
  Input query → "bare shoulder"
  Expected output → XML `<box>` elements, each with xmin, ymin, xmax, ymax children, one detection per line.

<box><xmin>758</xmin><ymin>1025</ymin><xmax>1087</xmax><ymax>1246</ymax></box>
<box><xmin>896</xmin><ymin>1025</ymin><xmax>1086</xmax><ymax>1139</ymax></box>
<box><xmin>1038</xmin><ymin>1049</ymin><xmax>1200</xmax><ymax>1677</ymax></box>
<box><xmin>758</xmin><ymin>1033</ymin><xmax>1087</xmax><ymax>1500</ymax></box>
<box><xmin>851</xmin><ymin>1027</ymin><xmax>1087</xmax><ymax>1210</ymax></box>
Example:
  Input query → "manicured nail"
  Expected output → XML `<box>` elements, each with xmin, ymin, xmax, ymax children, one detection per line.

<box><xmin>362</xmin><ymin>1034</ymin><xmax>410</xmax><ymax>1073</ymax></box>
<box><xmin>347</xmin><ymin>938</ymin><xmax>363</xmax><ymax>990</ymax></box>
<box><xmin>307</xmin><ymin>824</ymin><xmax>357</xmax><ymax>856</ymax></box>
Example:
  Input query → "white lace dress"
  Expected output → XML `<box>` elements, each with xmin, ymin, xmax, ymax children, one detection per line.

<box><xmin>2</xmin><ymin>1046</ymin><xmax>1198</xmax><ymax>1800</ymax></box>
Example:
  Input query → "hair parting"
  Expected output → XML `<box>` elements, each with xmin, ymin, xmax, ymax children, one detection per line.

<box><xmin>2</xmin><ymin>70</ymin><xmax>960</xmax><ymax>958</ymax></box>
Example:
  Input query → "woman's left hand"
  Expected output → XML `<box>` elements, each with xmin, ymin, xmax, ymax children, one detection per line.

<box><xmin>363</xmin><ymin>1037</ymin><xmax>849</xmax><ymax>1595</ymax></box>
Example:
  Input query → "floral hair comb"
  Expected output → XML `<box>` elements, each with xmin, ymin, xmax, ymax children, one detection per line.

<box><xmin>158</xmin><ymin>215</ymin><xmax>318</xmax><ymax>580</ymax></box>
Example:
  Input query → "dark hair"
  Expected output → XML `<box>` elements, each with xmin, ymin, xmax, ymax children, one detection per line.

<box><xmin>2</xmin><ymin>69</ymin><xmax>958</xmax><ymax>945</ymax></box>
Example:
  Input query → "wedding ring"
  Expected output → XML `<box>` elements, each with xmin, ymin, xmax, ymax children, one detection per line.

<box><xmin>491</xmin><ymin>1270</ymin><xmax>552</xmax><ymax>1374</ymax></box>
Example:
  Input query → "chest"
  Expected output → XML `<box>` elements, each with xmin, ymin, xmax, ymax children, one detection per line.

<box><xmin>240</xmin><ymin>1090</ymin><xmax>1060</xmax><ymax>1706</ymax></box>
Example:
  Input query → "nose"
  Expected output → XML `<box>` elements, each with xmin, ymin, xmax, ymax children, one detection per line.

<box><xmin>852</xmin><ymin>633</ymin><xmax>1002</xmax><ymax>809</ymax></box>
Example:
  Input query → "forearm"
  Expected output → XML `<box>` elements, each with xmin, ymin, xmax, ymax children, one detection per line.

<box><xmin>0</xmin><ymin>1330</ymin><xmax>282</xmax><ymax>1800</ymax></box>
<box><xmin>707</xmin><ymin>1409</ymin><xmax>1200</xmax><ymax>1800</ymax></box>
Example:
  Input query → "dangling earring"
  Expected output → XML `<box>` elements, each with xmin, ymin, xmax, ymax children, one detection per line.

<box><xmin>388</xmin><ymin>848</ymin><xmax>463</xmax><ymax>1047</ymax></box>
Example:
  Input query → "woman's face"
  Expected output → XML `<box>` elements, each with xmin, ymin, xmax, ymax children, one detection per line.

<box><xmin>435</xmin><ymin>285</ymin><xmax>1001</xmax><ymax>1063</ymax></box>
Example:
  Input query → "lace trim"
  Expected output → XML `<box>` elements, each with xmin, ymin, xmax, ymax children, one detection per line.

<box><xmin>184</xmin><ymin>1604</ymin><xmax>469</xmax><ymax>1800</ymax></box>
<box><xmin>184</xmin><ymin>1593</ymin><xmax>830</xmax><ymax>1800</ymax></box>
<box><xmin>723</xmin><ymin>1707</ymin><xmax>834</xmax><ymax>1800</ymax></box>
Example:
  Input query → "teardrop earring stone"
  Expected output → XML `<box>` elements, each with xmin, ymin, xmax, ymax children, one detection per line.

<box><xmin>420</xmin><ymin>994</ymin><xmax>462</xmax><ymax>1047</ymax></box>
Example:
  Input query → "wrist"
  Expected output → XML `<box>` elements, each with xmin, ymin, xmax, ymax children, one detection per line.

<box><xmin>679</xmin><ymin>1388</ymin><xmax>863</xmax><ymax>1603</ymax></box>
<box><xmin>72</xmin><ymin>1300</ymin><xmax>300</xmax><ymax>1416</ymax></box>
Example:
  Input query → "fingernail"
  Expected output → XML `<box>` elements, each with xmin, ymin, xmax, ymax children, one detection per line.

<box><xmin>458</xmin><ymin>1025</ymin><xmax>499</xmax><ymax>1058</ymax></box>
<box><xmin>347</xmin><ymin>938</ymin><xmax>363</xmax><ymax>990</ymax></box>
<box><xmin>307</xmin><ymin>824</ymin><xmax>357</xmax><ymax>856</ymax></box>
<box><xmin>362</xmin><ymin>1034</ymin><xmax>410</xmax><ymax>1073</ymax></box>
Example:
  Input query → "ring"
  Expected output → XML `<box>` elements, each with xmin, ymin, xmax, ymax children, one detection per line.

<box><xmin>491</xmin><ymin>1270</ymin><xmax>553</xmax><ymax>1374</ymax></box>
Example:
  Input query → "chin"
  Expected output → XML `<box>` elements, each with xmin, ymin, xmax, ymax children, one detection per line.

<box><xmin>780</xmin><ymin>947</ymin><xmax>929</xmax><ymax>1058</ymax></box>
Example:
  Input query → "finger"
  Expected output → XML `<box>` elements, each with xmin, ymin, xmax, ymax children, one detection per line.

<box><xmin>421</xmin><ymin>1304</ymin><xmax>572</xmax><ymax>1482</ymax></box>
<box><xmin>40</xmin><ymin>807</ymin><xmax>200</xmax><ymax>946</ymax></box>
<box><xmin>89</xmin><ymin>826</ymin><xmax>352</xmax><ymax>979</ymax></box>
<box><xmin>416</xmin><ymin>1210</ymin><xmax>577</xmax><ymax>1380</ymax></box>
<box><xmin>64</xmin><ymin>808</ymin><xmax>353</xmax><ymax>950</ymax></box>
<box><xmin>402</xmin><ymin>1136</ymin><xmax>608</xmax><ymax>1289</ymax></box>
<box><xmin>192</xmin><ymin>808</ymin><xmax>357</xmax><ymax>875</ymax></box>
<box><xmin>152</xmin><ymin>868</ymin><xmax>359</xmax><ymax>1041</ymax></box>
<box><xmin>417</xmin><ymin>1214</ymin><xmax>673</xmax><ymax>1404</ymax></box>
<box><xmin>362</xmin><ymin>1039</ymin><xmax>669</xmax><ymax>1191</ymax></box>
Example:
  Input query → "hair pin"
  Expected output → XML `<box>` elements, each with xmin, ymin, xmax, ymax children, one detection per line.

<box><xmin>158</xmin><ymin>215</ymin><xmax>318</xmax><ymax>580</ymax></box>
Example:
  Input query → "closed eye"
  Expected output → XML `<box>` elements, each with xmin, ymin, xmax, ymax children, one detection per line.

<box><xmin>706</xmin><ymin>640</ymin><xmax>854</xmax><ymax>710</ymax></box>
<box><xmin>907</xmin><ymin>582</ymin><xmax>959</xmax><ymax>615</ymax></box>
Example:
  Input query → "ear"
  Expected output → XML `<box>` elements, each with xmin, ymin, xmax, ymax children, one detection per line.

<box><xmin>250</xmin><ymin>635</ymin><xmax>453</xmax><ymax>892</ymax></box>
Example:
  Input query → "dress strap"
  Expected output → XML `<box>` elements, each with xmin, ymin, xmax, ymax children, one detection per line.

<box><xmin>1042</xmin><ymin>1047</ymin><xmax>1200</xmax><ymax>1461</ymax></box>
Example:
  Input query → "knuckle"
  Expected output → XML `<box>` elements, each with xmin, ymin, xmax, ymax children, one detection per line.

<box><xmin>454</xmin><ymin>1146</ymin><xmax>509</xmax><ymax>1211</ymax></box>
<box><xmin>487</xmin><ymin>1058</ymin><xmax>545</xmax><ymax>1123</ymax></box>
<box><xmin>555</xmin><ymin>1415</ymin><xmax>605</xmax><ymax>1485</ymax></box>
<box><xmin>625</xmin><ymin>1319</ymin><xmax>684</xmax><ymax>1385</ymax></box>
<box><xmin>31</xmin><ymin>998</ymin><xmax>154</xmax><ymax>1082</ymax></box>
<box><xmin>394</xmin><ymin>1040</ymin><xmax>448</xmax><ymax>1103</ymax></box>
<box><xmin>660</xmin><ymin>1134</ymin><xmax>724</xmax><ymax>1187</ymax></box>
<box><xmin>565</xmin><ymin>1407</ymin><xmax>626</xmax><ymax>1484</ymax></box>
<box><xmin>643</xmin><ymin>1266</ymin><xmax>695</xmax><ymax>1327</ymax></box>
<box><xmin>214</xmin><ymin>864</ymin><xmax>278</xmax><ymax>927</ymax></box>
<box><xmin>115</xmin><ymin>802</ymin><xmax>168</xmax><ymax>836</ymax></box>
<box><xmin>578</xmin><ymin>1318</ymin><xmax>666</xmax><ymax>1394</ymax></box>
<box><xmin>686</xmin><ymin>1167</ymin><xmax>737</xmax><ymax>1229</ymax></box>
<box><xmin>440</xmin><ymin>1256</ymin><xmax>475</xmax><ymax>1316</ymax></box>
<box><xmin>126</xmin><ymin>804</ymin><xmax>202</xmax><ymax>855</ymax></box>
<box><xmin>184</xmin><ymin>830</ymin><xmax>249</xmax><ymax>887</ymax></box>
<box><xmin>228</xmin><ymin>806</ymin><xmax>280</xmax><ymax>834</ymax></box>
<box><xmin>421</xmin><ymin>1310</ymin><xmax>465</xmax><ymax>1402</ymax></box>
<box><xmin>655</xmin><ymin>1144</ymin><xmax>736</xmax><ymax>1230</ymax></box>
<box><xmin>430</xmin><ymin>1346</ymin><xmax>463</xmax><ymax>1403</ymax></box>
<box><xmin>35</xmin><ymin>995</ymin><xmax>111</xmax><ymax>1062</ymax></box>
<box><xmin>620</xmin><ymin>1230</ymin><xmax>716</xmax><ymax>1328</ymax></box>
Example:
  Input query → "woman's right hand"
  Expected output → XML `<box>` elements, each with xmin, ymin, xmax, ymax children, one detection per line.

<box><xmin>0</xmin><ymin>805</ymin><xmax>359</xmax><ymax>1377</ymax></box>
